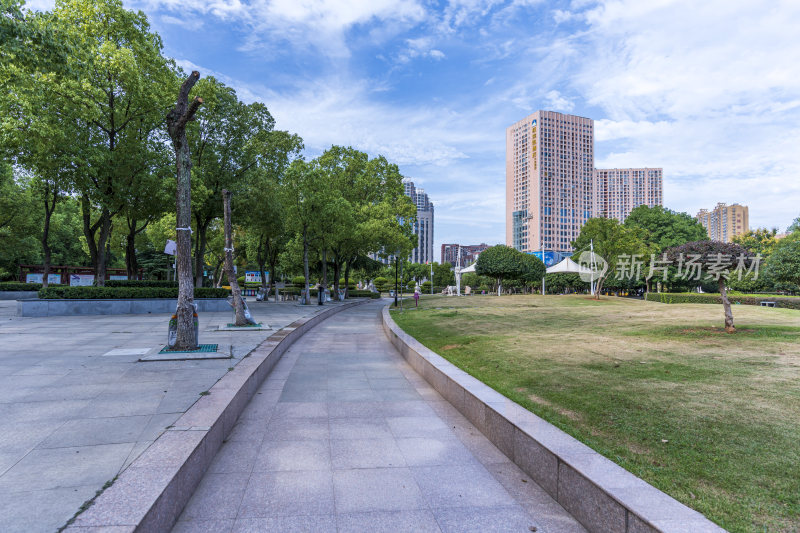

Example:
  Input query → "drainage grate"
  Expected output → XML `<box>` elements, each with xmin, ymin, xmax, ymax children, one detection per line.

<box><xmin>159</xmin><ymin>344</ymin><xmax>219</xmax><ymax>354</ymax></box>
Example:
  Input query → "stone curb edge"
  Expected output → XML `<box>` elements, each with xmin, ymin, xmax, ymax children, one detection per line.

<box><xmin>65</xmin><ymin>298</ymin><xmax>372</xmax><ymax>533</ymax></box>
<box><xmin>380</xmin><ymin>304</ymin><xmax>727</xmax><ymax>533</ymax></box>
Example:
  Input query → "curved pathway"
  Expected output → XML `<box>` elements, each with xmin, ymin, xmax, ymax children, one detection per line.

<box><xmin>172</xmin><ymin>300</ymin><xmax>585</xmax><ymax>532</ymax></box>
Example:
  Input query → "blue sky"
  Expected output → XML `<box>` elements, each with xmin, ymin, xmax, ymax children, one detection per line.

<box><xmin>30</xmin><ymin>0</ymin><xmax>800</xmax><ymax>255</ymax></box>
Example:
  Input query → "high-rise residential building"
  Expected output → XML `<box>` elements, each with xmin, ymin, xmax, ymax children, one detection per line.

<box><xmin>404</xmin><ymin>180</ymin><xmax>434</xmax><ymax>264</ymax></box>
<box><xmin>696</xmin><ymin>203</ymin><xmax>749</xmax><ymax>242</ymax></box>
<box><xmin>594</xmin><ymin>168</ymin><xmax>663</xmax><ymax>223</ymax></box>
<box><xmin>506</xmin><ymin>111</ymin><xmax>595</xmax><ymax>254</ymax></box>
<box><xmin>506</xmin><ymin>110</ymin><xmax>664</xmax><ymax>255</ymax></box>
<box><xmin>441</xmin><ymin>243</ymin><xmax>490</xmax><ymax>267</ymax></box>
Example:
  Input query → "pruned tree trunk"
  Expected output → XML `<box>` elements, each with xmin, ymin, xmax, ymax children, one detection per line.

<box><xmin>719</xmin><ymin>278</ymin><xmax>735</xmax><ymax>333</ymax></box>
<box><xmin>167</xmin><ymin>71</ymin><xmax>203</xmax><ymax>350</ymax></box>
<box><xmin>95</xmin><ymin>210</ymin><xmax>112</xmax><ymax>286</ymax></box>
<box><xmin>497</xmin><ymin>277</ymin><xmax>502</xmax><ymax>296</ymax></box>
<box><xmin>41</xmin><ymin>187</ymin><xmax>57</xmax><ymax>289</ymax></box>
<box><xmin>222</xmin><ymin>189</ymin><xmax>248</xmax><ymax>325</ymax></box>
<box><xmin>194</xmin><ymin>217</ymin><xmax>209</xmax><ymax>288</ymax></box>
<box><xmin>302</xmin><ymin>229</ymin><xmax>310</xmax><ymax>305</ymax></box>
<box><xmin>320</xmin><ymin>247</ymin><xmax>328</xmax><ymax>305</ymax></box>
<box><xmin>343</xmin><ymin>259</ymin><xmax>352</xmax><ymax>299</ymax></box>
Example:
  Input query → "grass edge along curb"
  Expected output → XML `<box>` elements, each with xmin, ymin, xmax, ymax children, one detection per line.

<box><xmin>645</xmin><ymin>292</ymin><xmax>800</xmax><ymax>309</ymax></box>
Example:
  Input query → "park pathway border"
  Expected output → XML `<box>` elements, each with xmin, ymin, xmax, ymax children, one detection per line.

<box><xmin>381</xmin><ymin>303</ymin><xmax>726</xmax><ymax>533</ymax></box>
<box><xmin>65</xmin><ymin>298</ymin><xmax>371</xmax><ymax>533</ymax></box>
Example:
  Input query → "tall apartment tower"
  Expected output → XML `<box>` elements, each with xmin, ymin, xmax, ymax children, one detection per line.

<box><xmin>506</xmin><ymin>111</ymin><xmax>595</xmax><ymax>253</ymax></box>
<box><xmin>696</xmin><ymin>203</ymin><xmax>749</xmax><ymax>242</ymax></box>
<box><xmin>404</xmin><ymin>180</ymin><xmax>434</xmax><ymax>264</ymax></box>
<box><xmin>594</xmin><ymin>168</ymin><xmax>663</xmax><ymax>223</ymax></box>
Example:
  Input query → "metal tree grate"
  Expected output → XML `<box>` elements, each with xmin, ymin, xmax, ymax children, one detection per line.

<box><xmin>159</xmin><ymin>344</ymin><xmax>219</xmax><ymax>354</ymax></box>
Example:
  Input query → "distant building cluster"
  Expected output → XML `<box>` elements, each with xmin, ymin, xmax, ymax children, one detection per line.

<box><xmin>404</xmin><ymin>180</ymin><xmax>434</xmax><ymax>264</ymax></box>
<box><xmin>696</xmin><ymin>203</ymin><xmax>749</xmax><ymax>243</ymax></box>
<box><xmin>505</xmin><ymin>110</ymin><xmax>663</xmax><ymax>254</ymax></box>
<box><xmin>370</xmin><ymin>179</ymin><xmax>434</xmax><ymax>265</ymax></box>
<box><xmin>440</xmin><ymin>243</ymin><xmax>489</xmax><ymax>267</ymax></box>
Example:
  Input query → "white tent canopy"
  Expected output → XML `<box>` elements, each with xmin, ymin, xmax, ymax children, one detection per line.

<box><xmin>459</xmin><ymin>262</ymin><xmax>477</xmax><ymax>273</ymax></box>
<box><xmin>545</xmin><ymin>257</ymin><xmax>593</xmax><ymax>275</ymax></box>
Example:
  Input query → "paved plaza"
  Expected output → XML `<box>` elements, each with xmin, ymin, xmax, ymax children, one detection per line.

<box><xmin>172</xmin><ymin>301</ymin><xmax>585</xmax><ymax>533</ymax></box>
<box><xmin>0</xmin><ymin>299</ymin><xmax>348</xmax><ymax>533</ymax></box>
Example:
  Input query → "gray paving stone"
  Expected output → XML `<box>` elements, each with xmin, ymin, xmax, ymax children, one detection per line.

<box><xmin>337</xmin><ymin>510</ymin><xmax>441</xmax><ymax>533</ymax></box>
<box><xmin>232</xmin><ymin>515</ymin><xmax>336</xmax><ymax>533</ymax></box>
<box><xmin>264</xmin><ymin>416</ymin><xmax>329</xmax><ymax>441</ymax></box>
<box><xmin>0</xmin><ymin>484</ymin><xmax>98</xmax><ymax>533</ymax></box>
<box><xmin>332</xmin><ymin>468</ymin><xmax>426</xmax><ymax>513</ymax></box>
<box><xmin>387</xmin><ymin>416</ymin><xmax>453</xmax><ymax>438</ymax></box>
<box><xmin>208</xmin><ymin>441</ymin><xmax>261</xmax><ymax>474</ymax></box>
<box><xmin>37</xmin><ymin>415</ymin><xmax>152</xmax><ymax>449</ymax></box>
<box><xmin>180</xmin><ymin>473</ymin><xmax>249</xmax><ymax>520</ymax></box>
<box><xmin>172</xmin><ymin>519</ymin><xmax>235</xmax><ymax>533</ymax></box>
<box><xmin>411</xmin><ymin>464</ymin><xmax>517</xmax><ymax>509</ymax></box>
<box><xmin>238</xmin><ymin>471</ymin><xmax>335</xmax><ymax>517</ymax></box>
<box><xmin>253</xmin><ymin>439</ymin><xmax>331</xmax><ymax>472</ymax></box>
<box><xmin>329</xmin><ymin>418</ymin><xmax>394</xmax><ymax>440</ymax></box>
<box><xmin>396</xmin><ymin>437</ymin><xmax>477</xmax><ymax>467</ymax></box>
<box><xmin>432</xmin><ymin>505</ymin><xmax>538</xmax><ymax>533</ymax></box>
<box><xmin>331</xmin><ymin>438</ymin><xmax>407</xmax><ymax>469</ymax></box>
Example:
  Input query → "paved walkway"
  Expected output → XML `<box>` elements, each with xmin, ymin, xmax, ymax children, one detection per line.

<box><xmin>173</xmin><ymin>300</ymin><xmax>585</xmax><ymax>533</ymax></box>
<box><xmin>0</xmin><ymin>299</ymin><xmax>349</xmax><ymax>533</ymax></box>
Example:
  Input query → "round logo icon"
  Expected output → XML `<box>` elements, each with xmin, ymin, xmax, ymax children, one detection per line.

<box><xmin>577</xmin><ymin>251</ymin><xmax>608</xmax><ymax>282</ymax></box>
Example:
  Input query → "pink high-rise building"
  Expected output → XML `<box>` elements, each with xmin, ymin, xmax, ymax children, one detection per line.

<box><xmin>506</xmin><ymin>111</ymin><xmax>663</xmax><ymax>254</ymax></box>
<box><xmin>506</xmin><ymin>111</ymin><xmax>595</xmax><ymax>253</ymax></box>
<box><xmin>594</xmin><ymin>168</ymin><xmax>663</xmax><ymax>223</ymax></box>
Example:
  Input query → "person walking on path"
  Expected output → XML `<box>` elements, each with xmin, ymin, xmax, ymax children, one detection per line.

<box><xmin>414</xmin><ymin>289</ymin><xmax>420</xmax><ymax>307</ymax></box>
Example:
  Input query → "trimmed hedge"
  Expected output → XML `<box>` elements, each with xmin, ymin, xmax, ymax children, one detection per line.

<box><xmin>0</xmin><ymin>282</ymin><xmax>42</xmax><ymax>291</ymax></box>
<box><xmin>38</xmin><ymin>286</ymin><xmax>229</xmax><ymax>299</ymax></box>
<box><xmin>645</xmin><ymin>292</ymin><xmax>800</xmax><ymax>310</ymax></box>
<box><xmin>347</xmin><ymin>290</ymin><xmax>381</xmax><ymax>299</ymax></box>
<box><xmin>106</xmin><ymin>280</ymin><xmax>178</xmax><ymax>287</ymax></box>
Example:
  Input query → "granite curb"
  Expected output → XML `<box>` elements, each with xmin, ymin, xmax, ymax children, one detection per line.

<box><xmin>380</xmin><ymin>303</ymin><xmax>727</xmax><ymax>533</ymax></box>
<box><xmin>64</xmin><ymin>298</ymin><xmax>371</xmax><ymax>533</ymax></box>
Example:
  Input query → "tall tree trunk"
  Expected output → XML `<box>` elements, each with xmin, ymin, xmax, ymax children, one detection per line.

<box><xmin>41</xmin><ymin>187</ymin><xmax>57</xmax><ymax>289</ymax></box>
<box><xmin>343</xmin><ymin>259</ymin><xmax>351</xmax><ymax>299</ymax></box>
<box><xmin>719</xmin><ymin>278</ymin><xmax>735</xmax><ymax>333</ymax></box>
<box><xmin>320</xmin><ymin>247</ymin><xmax>328</xmax><ymax>305</ymax></box>
<box><xmin>194</xmin><ymin>217</ymin><xmax>209</xmax><ymax>288</ymax></box>
<box><xmin>222</xmin><ymin>189</ymin><xmax>248</xmax><ymax>325</ymax></box>
<box><xmin>332</xmin><ymin>255</ymin><xmax>341</xmax><ymax>296</ymax></box>
<box><xmin>214</xmin><ymin>258</ymin><xmax>224</xmax><ymax>287</ymax></box>
<box><xmin>95</xmin><ymin>209</ymin><xmax>112</xmax><ymax>286</ymax></box>
<box><xmin>167</xmin><ymin>71</ymin><xmax>203</xmax><ymax>350</ymax></box>
<box><xmin>302</xmin><ymin>229</ymin><xmax>310</xmax><ymax>305</ymax></box>
<box><xmin>595</xmin><ymin>276</ymin><xmax>606</xmax><ymax>300</ymax></box>
<box><xmin>268</xmin><ymin>254</ymin><xmax>278</xmax><ymax>303</ymax></box>
<box><xmin>80</xmin><ymin>195</ymin><xmax>98</xmax><ymax>278</ymax></box>
<box><xmin>125</xmin><ymin>217</ymin><xmax>143</xmax><ymax>280</ymax></box>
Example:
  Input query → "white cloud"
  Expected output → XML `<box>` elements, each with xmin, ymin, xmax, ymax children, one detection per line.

<box><xmin>137</xmin><ymin>0</ymin><xmax>427</xmax><ymax>57</ymax></box>
<box><xmin>565</xmin><ymin>0</ymin><xmax>800</xmax><ymax>229</ymax></box>
<box><xmin>543</xmin><ymin>90</ymin><xmax>574</xmax><ymax>112</ymax></box>
<box><xmin>397</xmin><ymin>37</ymin><xmax>447</xmax><ymax>63</ymax></box>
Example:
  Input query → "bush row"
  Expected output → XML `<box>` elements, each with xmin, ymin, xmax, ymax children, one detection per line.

<box><xmin>645</xmin><ymin>292</ymin><xmax>800</xmax><ymax>310</ymax></box>
<box><xmin>38</xmin><ymin>286</ymin><xmax>229</xmax><ymax>299</ymax></box>
<box><xmin>0</xmin><ymin>282</ymin><xmax>42</xmax><ymax>291</ymax></box>
<box><xmin>106</xmin><ymin>280</ymin><xmax>178</xmax><ymax>287</ymax></box>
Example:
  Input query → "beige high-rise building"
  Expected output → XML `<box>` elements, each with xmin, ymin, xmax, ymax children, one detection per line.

<box><xmin>594</xmin><ymin>168</ymin><xmax>663</xmax><ymax>223</ymax></box>
<box><xmin>506</xmin><ymin>111</ymin><xmax>595</xmax><ymax>254</ymax></box>
<box><xmin>696</xmin><ymin>203</ymin><xmax>749</xmax><ymax>242</ymax></box>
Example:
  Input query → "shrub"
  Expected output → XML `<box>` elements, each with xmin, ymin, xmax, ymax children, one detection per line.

<box><xmin>373</xmin><ymin>276</ymin><xmax>389</xmax><ymax>291</ymax></box>
<box><xmin>0</xmin><ymin>282</ymin><xmax>42</xmax><ymax>291</ymax></box>
<box><xmin>421</xmin><ymin>281</ymin><xmax>432</xmax><ymax>292</ymax></box>
<box><xmin>347</xmin><ymin>290</ymin><xmax>381</xmax><ymax>299</ymax></box>
<box><xmin>644</xmin><ymin>292</ymin><xmax>800</xmax><ymax>310</ymax></box>
<box><xmin>106</xmin><ymin>280</ymin><xmax>177</xmax><ymax>287</ymax></box>
<box><xmin>291</xmin><ymin>275</ymin><xmax>307</xmax><ymax>286</ymax></box>
<box><xmin>38</xmin><ymin>286</ymin><xmax>230</xmax><ymax>299</ymax></box>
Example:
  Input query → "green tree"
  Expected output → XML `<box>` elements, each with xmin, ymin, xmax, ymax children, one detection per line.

<box><xmin>520</xmin><ymin>253</ymin><xmax>546</xmax><ymax>290</ymax></box>
<box><xmin>571</xmin><ymin>217</ymin><xmax>649</xmax><ymax>299</ymax></box>
<box><xmin>188</xmin><ymin>77</ymin><xmax>276</xmax><ymax>287</ymax></box>
<box><xmin>624</xmin><ymin>205</ymin><xmax>708</xmax><ymax>251</ymax></box>
<box><xmin>765</xmin><ymin>234</ymin><xmax>800</xmax><ymax>291</ymax></box>
<box><xmin>665</xmin><ymin>241</ymin><xmax>756</xmax><ymax>332</ymax></box>
<box><xmin>475</xmin><ymin>245</ymin><xmax>525</xmax><ymax>295</ymax></box>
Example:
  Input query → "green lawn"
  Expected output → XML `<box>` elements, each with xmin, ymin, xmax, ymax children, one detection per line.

<box><xmin>391</xmin><ymin>294</ymin><xmax>800</xmax><ymax>533</ymax></box>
